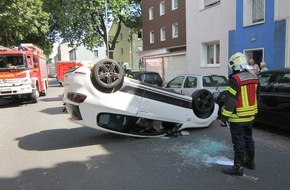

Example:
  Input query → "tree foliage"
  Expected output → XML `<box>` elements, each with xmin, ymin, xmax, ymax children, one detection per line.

<box><xmin>43</xmin><ymin>0</ymin><xmax>142</xmax><ymax>58</ymax></box>
<box><xmin>0</xmin><ymin>0</ymin><xmax>52</xmax><ymax>56</ymax></box>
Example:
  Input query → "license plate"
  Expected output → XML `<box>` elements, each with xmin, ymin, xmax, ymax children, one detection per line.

<box><xmin>0</xmin><ymin>88</ymin><xmax>11</xmax><ymax>92</ymax></box>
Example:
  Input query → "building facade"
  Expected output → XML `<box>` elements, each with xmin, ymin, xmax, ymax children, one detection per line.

<box><xmin>230</xmin><ymin>0</ymin><xmax>290</xmax><ymax>70</ymax></box>
<box><xmin>54</xmin><ymin>42</ymin><xmax>106</xmax><ymax>64</ymax></box>
<box><xmin>186</xmin><ymin>0</ymin><xmax>235</xmax><ymax>77</ymax></box>
<box><xmin>109</xmin><ymin>21</ymin><xmax>143</xmax><ymax>71</ymax></box>
<box><xmin>68</xmin><ymin>43</ymin><xmax>106</xmax><ymax>64</ymax></box>
<box><xmin>140</xmin><ymin>0</ymin><xmax>187</xmax><ymax>82</ymax></box>
<box><xmin>54</xmin><ymin>43</ymin><xmax>73</xmax><ymax>63</ymax></box>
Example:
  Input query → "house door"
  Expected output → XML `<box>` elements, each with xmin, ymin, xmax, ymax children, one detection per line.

<box><xmin>244</xmin><ymin>49</ymin><xmax>264</xmax><ymax>68</ymax></box>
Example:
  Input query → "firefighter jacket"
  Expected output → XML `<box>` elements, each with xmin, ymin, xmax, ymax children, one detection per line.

<box><xmin>220</xmin><ymin>71</ymin><xmax>259</xmax><ymax>123</ymax></box>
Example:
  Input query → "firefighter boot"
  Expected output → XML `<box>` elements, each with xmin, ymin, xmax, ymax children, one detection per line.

<box><xmin>244</xmin><ymin>149</ymin><xmax>255</xmax><ymax>170</ymax></box>
<box><xmin>223</xmin><ymin>153</ymin><xmax>244</xmax><ymax>176</ymax></box>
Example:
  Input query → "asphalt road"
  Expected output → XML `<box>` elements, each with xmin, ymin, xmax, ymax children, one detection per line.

<box><xmin>0</xmin><ymin>79</ymin><xmax>290</xmax><ymax>190</ymax></box>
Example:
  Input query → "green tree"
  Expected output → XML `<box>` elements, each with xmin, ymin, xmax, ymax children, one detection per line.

<box><xmin>0</xmin><ymin>0</ymin><xmax>52</xmax><ymax>56</ymax></box>
<box><xmin>43</xmin><ymin>0</ymin><xmax>141</xmax><ymax>59</ymax></box>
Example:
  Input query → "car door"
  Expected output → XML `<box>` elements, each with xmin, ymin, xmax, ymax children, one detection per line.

<box><xmin>181</xmin><ymin>76</ymin><xmax>198</xmax><ymax>96</ymax></box>
<box><xmin>257</xmin><ymin>72</ymin><xmax>290</xmax><ymax>129</ymax></box>
<box><xmin>166</xmin><ymin>76</ymin><xmax>185</xmax><ymax>94</ymax></box>
<box><xmin>136</xmin><ymin>87</ymin><xmax>190</xmax><ymax>123</ymax></box>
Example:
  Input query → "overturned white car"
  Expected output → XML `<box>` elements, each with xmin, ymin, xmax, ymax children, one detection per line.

<box><xmin>63</xmin><ymin>59</ymin><xmax>218</xmax><ymax>137</ymax></box>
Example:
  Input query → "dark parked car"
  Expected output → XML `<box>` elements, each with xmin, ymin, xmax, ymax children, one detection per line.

<box><xmin>256</xmin><ymin>68</ymin><xmax>290</xmax><ymax>129</ymax></box>
<box><xmin>131</xmin><ymin>71</ymin><xmax>163</xmax><ymax>87</ymax></box>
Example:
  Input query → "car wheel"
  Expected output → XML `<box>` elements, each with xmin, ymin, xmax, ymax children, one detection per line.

<box><xmin>91</xmin><ymin>59</ymin><xmax>124</xmax><ymax>93</ymax></box>
<box><xmin>191</xmin><ymin>89</ymin><xmax>214</xmax><ymax>118</ymax></box>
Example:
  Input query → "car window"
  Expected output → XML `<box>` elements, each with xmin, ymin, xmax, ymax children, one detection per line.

<box><xmin>167</xmin><ymin>76</ymin><xmax>185</xmax><ymax>88</ymax></box>
<box><xmin>273</xmin><ymin>73</ymin><xmax>290</xmax><ymax>93</ymax></box>
<box><xmin>258</xmin><ymin>73</ymin><xmax>272</xmax><ymax>88</ymax></box>
<box><xmin>211</xmin><ymin>76</ymin><xmax>228</xmax><ymax>86</ymax></box>
<box><xmin>202</xmin><ymin>76</ymin><xmax>227</xmax><ymax>87</ymax></box>
<box><xmin>132</xmin><ymin>72</ymin><xmax>140</xmax><ymax>79</ymax></box>
<box><xmin>259</xmin><ymin>72</ymin><xmax>290</xmax><ymax>93</ymax></box>
<box><xmin>184</xmin><ymin>76</ymin><xmax>197</xmax><ymax>88</ymax></box>
<box><xmin>277</xmin><ymin>74</ymin><xmax>290</xmax><ymax>84</ymax></box>
<box><xmin>202</xmin><ymin>76</ymin><xmax>211</xmax><ymax>87</ymax></box>
<box><xmin>142</xmin><ymin>73</ymin><xmax>162</xmax><ymax>82</ymax></box>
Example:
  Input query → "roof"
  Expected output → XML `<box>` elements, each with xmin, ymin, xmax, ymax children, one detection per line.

<box><xmin>258</xmin><ymin>68</ymin><xmax>290</xmax><ymax>75</ymax></box>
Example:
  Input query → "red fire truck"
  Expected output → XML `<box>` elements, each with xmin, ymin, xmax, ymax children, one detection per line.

<box><xmin>56</xmin><ymin>60</ymin><xmax>93</xmax><ymax>86</ymax></box>
<box><xmin>0</xmin><ymin>43</ymin><xmax>48</xmax><ymax>103</ymax></box>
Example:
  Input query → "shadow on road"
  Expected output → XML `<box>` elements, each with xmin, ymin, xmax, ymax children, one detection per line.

<box><xmin>39</xmin><ymin>106</ymin><xmax>66</xmax><ymax>115</ymax></box>
<box><xmin>16</xmin><ymin>127</ymin><xmax>133</xmax><ymax>151</ymax></box>
<box><xmin>254</xmin><ymin>123</ymin><xmax>290</xmax><ymax>138</ymax></box>
<box><xmin>40</xmin><ymin>94</ymin><xmax>63</xmax><ymax>102</ymax></box>
<box><xmin>0</xmin><ymin>99</ymin><xmax>30</xmax><ymax>108</ymax></box>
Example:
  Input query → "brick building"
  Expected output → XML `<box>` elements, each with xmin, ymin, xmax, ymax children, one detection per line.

<box><xmin>140</xmin><ymin>0</ymin><xmax>186</xmax><ymax>82</ymax></box>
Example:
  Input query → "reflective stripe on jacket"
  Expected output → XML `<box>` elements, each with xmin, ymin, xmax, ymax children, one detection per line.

<box><xmin>221</xmin><ymin>72</ymin><xmax>258</xmax><ymax>123</ymax></box>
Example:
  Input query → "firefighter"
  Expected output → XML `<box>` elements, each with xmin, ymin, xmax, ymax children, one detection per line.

<box><xmin>218</xmin><ymin>52</ymin><xmax>258</xmax><ymax>176</ymax></box>
<box><xmin>123</xmin><ymin>62</ymin><xmax>133</xmax><ymax>78</ymax></box>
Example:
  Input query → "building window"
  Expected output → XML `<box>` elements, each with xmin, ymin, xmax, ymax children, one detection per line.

<box><xmin>149</xmin><ymin>7</ymin><xmax>154</xmax><ymax>20</ymax></box>
<box><xmin>172</xmin><ymin>23</ymin><xmax>179</xmax><ymax>38</ymax></box>
<box><xmin>172</xmin><ymin>0</ymin><xmax>179</xmax><ymax>10</ymax></box>
<box><xmin>252</xmin><ymin>0</ymin><xmax>264</xmax><ymax>23</ymax></box>
<box><xmin>150</xmin><ymin>31</ymin><xmax>155</xmax><ymax>44</ymax></box>
<box><xmin>94</xmin><ymin>50</ymin><xmax>98</xmax><ymax>58</ymax></box>
<box><xmin>243</xmin><ymin>0</ymin><xmax>265</xmax><ymax>26</ymax></box>
<box><xmin>69</xmin><ymin>49</ymin><xmax>76</xmax><ymax>60</ymax></box>
<box><xmin>204</xmin><ymin>42</ymin><xmax>220</xmax><ymax>65</ymax></box>
<box><xmin>160</xmin><ymin>27</ymin><xmax>166</xmax><ymax>41</ymax></box>
<box><xmin>204</xmin><ymin>0</ymin><xmax>220</xmax><ymax>8</ymax></box>
<box><xmin>138</xmin><ymin>31</ymin><xmax>142</xmax><ymax>40</ymax></box>
<box><xmin>160</xmin><ymin>1</ymin><xmax>165</xmax><ymax>15</ymax></box>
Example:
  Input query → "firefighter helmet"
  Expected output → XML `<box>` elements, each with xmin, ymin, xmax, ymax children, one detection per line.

<box><xmin>122</xmin><ymin>62</ymin><xmax>131</xmax><ymax>70</ymax></box>
<box><xmin>228</xmin><ymin>52</ymin><xmax>248</xmax><ymax>71</ymax></box>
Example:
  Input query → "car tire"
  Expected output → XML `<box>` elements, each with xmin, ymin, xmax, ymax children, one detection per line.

<box><xmin>191</xmin><ymin>89</ymin><xmax>214</xmax><ymax>118</ymax></box>
<box><xmin>40</xmin><ymin>81</ymin><xmax>48</xmax><ymax>96</ymax></box>
<box><xmin>31</xmin><ymin>89</ymin><xmax>39</xmax><ymax>103</ymax></box>
<box><xmin>91</xmin><ymin>58</ymin><xmax>124</xmax><ymax>93</ymax></box>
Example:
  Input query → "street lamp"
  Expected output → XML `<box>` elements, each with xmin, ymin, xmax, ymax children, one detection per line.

<box><xmin>105</xmin><ymin>0</ymin><xmax>109</xmax><ymax>57</ymax></box>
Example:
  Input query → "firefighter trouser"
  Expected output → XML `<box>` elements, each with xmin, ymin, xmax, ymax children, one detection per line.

<box><xmin>229</xmin><ymin>121</ymin><xmax>255</xmax><ymax>154</ymax></box>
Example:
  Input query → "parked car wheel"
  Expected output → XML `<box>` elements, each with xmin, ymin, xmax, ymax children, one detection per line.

<box><xmin>191</xmin><ymin>89</ymin><xmax>214</xmax><ymax>118</ymax></box>
<box><xmin>91</xmin><ymin>59</ymin><xmax>124</xmax><ymax>93</ymax></box>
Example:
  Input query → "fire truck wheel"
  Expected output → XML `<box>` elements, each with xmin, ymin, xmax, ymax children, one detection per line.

<box><xmin>31</xmin><ymin>89</ymin><xmax>39</xmax><ymax>103</ymax></box>
<box><xmin>40</xmin><ymin>82</ymin><xmax>47</xmax><ymax>96</ymax></box>
<box><xmin>91</xmin><ymin>59</ymin><xmax>124</xmax><ymax>93</ymax></box>
<box><xmin>191</xmin><ymin>89</ymin><xmax>214</xmax><ymax>119</ymax></box>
